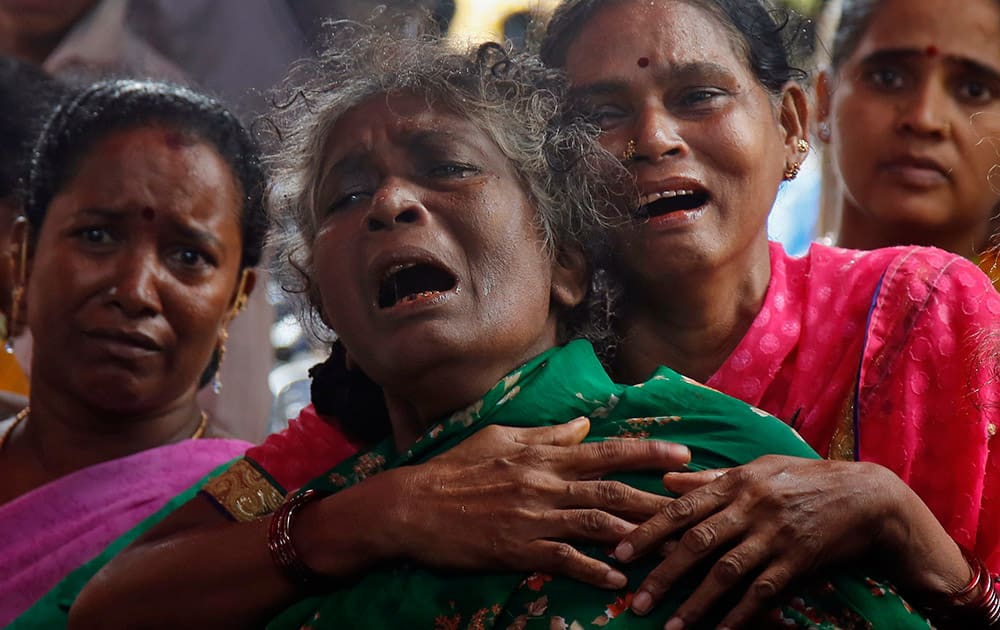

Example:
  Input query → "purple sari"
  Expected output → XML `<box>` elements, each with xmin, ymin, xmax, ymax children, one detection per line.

<box><xmin>0</xmin><ymin>438</ymin><xmax>250</xmax><ymax>625</ymax></box>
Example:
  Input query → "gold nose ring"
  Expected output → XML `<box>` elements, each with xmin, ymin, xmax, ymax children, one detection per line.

<box><xmin>621</xmin><ymin>139</ymin><xmax>637</xmax><ymax>162</ymax></box>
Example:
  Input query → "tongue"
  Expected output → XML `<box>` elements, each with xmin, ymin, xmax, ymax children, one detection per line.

<box><xmin>378</xmin><ymin>264</ymin><xmax>456</xmax><ymax>308</ymax></box>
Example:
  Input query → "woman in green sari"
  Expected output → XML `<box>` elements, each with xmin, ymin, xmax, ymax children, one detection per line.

<box><xmin>72</xmin><ymin>29</ymin><xmax>929</xmax><ymax>629</ymax></box>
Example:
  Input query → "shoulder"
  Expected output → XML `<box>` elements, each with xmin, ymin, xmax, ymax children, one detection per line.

<box><xmin>245</xmin><ymin>404</ymin><xmax>361</xmax><ymax>493</ymax></box>
<box><xmin>873</xmin><ymin>246</ymin><xmax>998</xmax><ymax>316</ymax></box>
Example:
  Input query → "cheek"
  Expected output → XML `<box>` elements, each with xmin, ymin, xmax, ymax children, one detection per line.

<box><xmin>312</xmin><ymin>239</ymin><xmax>357</xmax><ymax>329</ymax></box>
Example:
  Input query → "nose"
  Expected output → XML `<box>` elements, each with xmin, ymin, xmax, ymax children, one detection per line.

<box><xmin>897</xmin><ymin>78</ymin><xmax>952</xmax><ymax>138</ymax></box>
<box><xmin>366</xmin><ymin>179</ymin><xmax>430</xmax><ymax>232</ymax></box>
<box><xmin>104</xmin><ymin>253</ymin><xmax>162</xmax><ymax>317</ymax></box>
<box><xmin>632</xmin><ymin>102</ymin><xmax>688</xmax><ymax>162</ymax></box>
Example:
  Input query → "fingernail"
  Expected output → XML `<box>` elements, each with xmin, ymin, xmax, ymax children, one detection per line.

<box><xmin>664</xmin><ymin>618</ymin><xmax>684</xmax><ymax>630</ymax></box>
<box><xmin>605</xmin><ymin>570</ymin><xmax>627</xmax><ymax>589</ymax></box>
<box><xmin>632</xmin><ymin>590</ymin><xmax>652</xmax><ymax>615</ymax></box>
<box><xmin>614</xmin><ymin>542</ymin><xmax>633</xmax><ymax>561</ymax></box>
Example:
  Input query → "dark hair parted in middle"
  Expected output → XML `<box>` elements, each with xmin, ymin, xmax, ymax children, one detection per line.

<box><xmin>26</xmin><ymin>79</ymin><xmax>269</xmax><ymax>270</ymax></box>
<box><xmin>540</xmin><ymin>0</ymin><xmax>811</xmax><ymax>94</ymax></box>
<box><xmin>269</xmin><ymin>24</ymin><xmax>630</xmax><ymax>348</ymax></box>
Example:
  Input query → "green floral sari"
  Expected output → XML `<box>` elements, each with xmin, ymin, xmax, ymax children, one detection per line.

<box><xmin>270</xmin><ymin>340</ymin><xmax>929</xmax><ymax>630</ymax></box>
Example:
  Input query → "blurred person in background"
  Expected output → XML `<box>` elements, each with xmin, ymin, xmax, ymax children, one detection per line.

<box><xmin>817</xmin><ymin>0</ymin><xmax>1000</xmax><ymax>286</ymax></box>
<box><xmin>0</xmin><ymin>56</ymin><xmax>69</xmax><ymax>413</ymax></box>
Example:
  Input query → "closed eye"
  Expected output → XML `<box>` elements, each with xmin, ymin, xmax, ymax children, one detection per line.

<box><xmin>591</xmin><ymin>104</ymin><xmax>629</xmax><ymax>130</ymax></box>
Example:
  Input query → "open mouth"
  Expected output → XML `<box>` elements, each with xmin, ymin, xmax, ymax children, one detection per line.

<box><xmin>377</xmin><ymin>262</ymin><xmax>457</xmax><ymax>309</ymax></box>
<box><xmin>636</xmin><ymin>189</ymin><xmax>710</xmax><ymax>219</ymax></box>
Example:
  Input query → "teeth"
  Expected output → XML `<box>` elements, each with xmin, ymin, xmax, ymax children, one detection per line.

<box><xmin>383</xmin><ymin>262</ymin><xmax>416</xmax><ymax>283</ymax></box>
<box><xmin>400</xmin><ymin>291</ymin><xmax>440</xmax><ymax>304</ymax></box>
<box><xmin>641</xmin><ymin>189</ymin><xmax>696</xmax><ymax>204</ymax></box>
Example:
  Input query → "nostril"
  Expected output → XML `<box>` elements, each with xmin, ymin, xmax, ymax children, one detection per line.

<box><xmin>395</xmin><ymin>208</ymin><xmax>419</xmax><ymax>224</ymax></box>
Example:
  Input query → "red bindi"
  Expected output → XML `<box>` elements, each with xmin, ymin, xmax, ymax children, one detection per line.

<box><xmin>141</xmin><ymin>207</ymin><xmax>155</xmax><ymax>221</ymax></box>
<box><xmin>925</xmin><ymin>45</ymin><xmax>939</xmax><ymax>57</ymax></box>
<box><xmin>637</xmin><ymin>57</ymin><xmax>650</xmax><ymax>68</ymax></box>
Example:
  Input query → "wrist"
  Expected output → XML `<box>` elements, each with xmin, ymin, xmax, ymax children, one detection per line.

<box><xmin>267</xmin><ymin>489</ymin><xmax>331</xmax><ymax>590</ymax></box>
<box><xmin>911</xmin><ymin>547</ymin><xmax>1000</xmax><ymax>629</ymax></box>
<box><xmin>293</xmin><ymin>471</ymin><xmax>408</xmax><ymax>575</ymax></box>
<box><xmin>881</xmin><ymin>487</ymin><xmax>971</xmax><ymax>596</ymax></box>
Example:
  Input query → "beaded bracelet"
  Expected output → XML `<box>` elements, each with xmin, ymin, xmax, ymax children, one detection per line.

<box><xmin>267</xmin><ymin>488</ymin><xmax>329</xmax><ymax>589</ymax></box>
<box><xmin>917</xmin><ymin>547</ymin><xmax>1000</xmax><ymax>628</ymax></box>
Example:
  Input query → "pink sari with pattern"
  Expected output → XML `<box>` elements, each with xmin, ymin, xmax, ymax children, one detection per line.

<box><xmin>710</xmin><ymin>242</ymin><xmax>1000</xmax><ymax>570</ymax></box>
<box><xmin>0</xmin><ymin>438</ymin><xmax>250</xmax><ymax>625</ymax></box>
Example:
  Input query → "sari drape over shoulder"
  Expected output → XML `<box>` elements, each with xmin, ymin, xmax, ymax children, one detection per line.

<box><xmin>709</xmin><ymin>243</ymin><xmax>1000</xmax><ymax>570</ymax></box>
<box><xmin>268</xmin><ymin>340</ymin><xmax>928</xmax><ymax>629</ymax></box>
<box><xmin>0</xmin><ymin>438</ymin><xmax>249</xmax><ymax>626</ymax></box>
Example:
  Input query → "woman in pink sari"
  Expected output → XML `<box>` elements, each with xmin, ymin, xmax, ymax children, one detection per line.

<box><xmin>0</xmin><ymin>79</ymin><xmax>266</xmax><ymax>624</ymax></box>
<box><xmin>539</xmin><ymin>0</ymin><xmax>999</xmax><ymax>627</ymax></box>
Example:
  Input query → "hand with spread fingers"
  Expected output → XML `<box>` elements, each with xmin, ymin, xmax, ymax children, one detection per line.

<box><xmin>614</xmin><ymin>455</ymin><xmax>973</xmax><ymax>629</ymax></box>
<box><xmin>389</xmin><ymin>418</ymin><xmax>687</xmax><ymax>589</ymax></box>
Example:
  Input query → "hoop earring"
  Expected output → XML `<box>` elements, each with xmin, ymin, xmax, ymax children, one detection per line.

<box><xmin>621</xmin><ymin>140</ymin><xmax>637</xmax><ymax>162</ymax></box>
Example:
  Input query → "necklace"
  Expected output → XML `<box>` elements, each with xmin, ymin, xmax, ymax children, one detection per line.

<box><xmin>0</xmin><ymin>407</ymin><xmax>208</xmax><ymax>450</ymax></box>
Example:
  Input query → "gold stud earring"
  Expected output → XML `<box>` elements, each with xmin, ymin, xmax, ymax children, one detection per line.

<box><xmin>796</xmin><ymin>138</ymin><xmax>810</xmax><ymax>153</ymax></box>
<box><xmin>621</xmin><ymin>139</ymin><xmax>637</xmax><ymax>162</ymax></box>
<box><xmin>783</xmin><ymin>160</ymin><xmax>803</xmax><ymax>181</ymax></box>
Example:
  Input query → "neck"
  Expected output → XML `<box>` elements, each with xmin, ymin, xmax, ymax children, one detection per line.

<box><xmin>836</xmin><ymin>198</ymin><xmax>991</xmax><ymax>260</ymax></box>
<box><xmin>613</xmin><ymin>236</ymin><xmax>771</xmax><ymax>384</ymax></box>
<box><xmin>380</xmin><ymin>336</ymin><xmax>558</xmax><ymax>453</ymax></box>
<box><xmin>15</xmin><ymin>375</ymin><xmax>205</xmax><ymax>480</ymax></box>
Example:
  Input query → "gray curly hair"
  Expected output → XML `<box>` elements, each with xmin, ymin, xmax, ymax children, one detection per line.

<box><xmin>268</xmin><ymin>23</ymin><xmax>629</xmax><ymax>352</ymax></box>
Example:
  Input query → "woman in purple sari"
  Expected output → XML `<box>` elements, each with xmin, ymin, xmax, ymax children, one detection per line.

<box><xmin>0</xmin><ymin>79</ymin><xmax>268</xmax><ymax>624</ymax></box>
